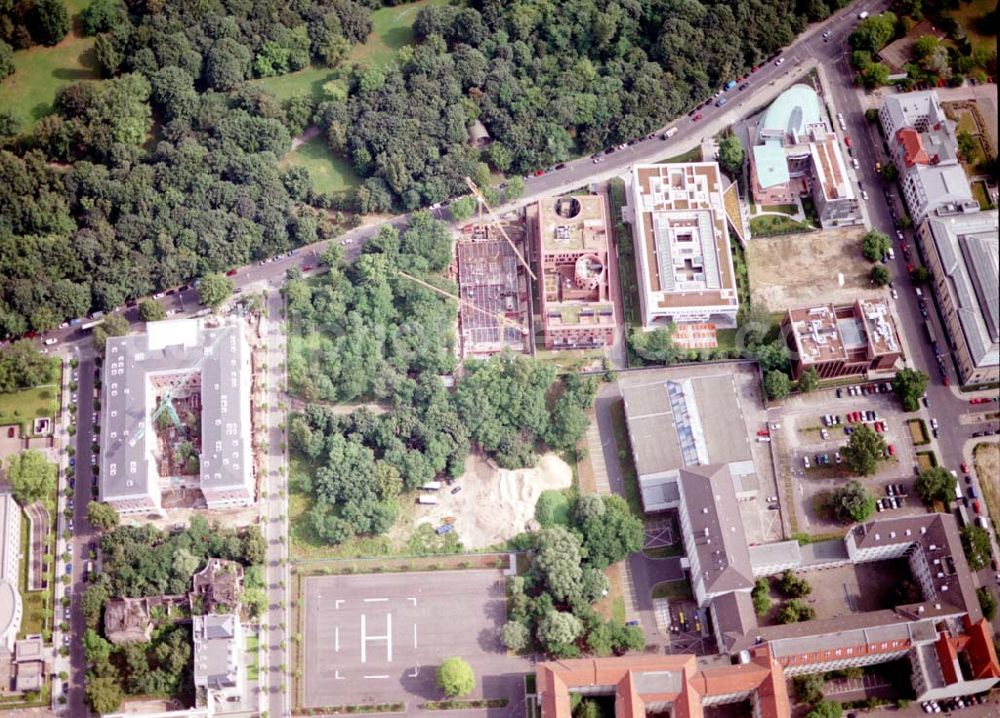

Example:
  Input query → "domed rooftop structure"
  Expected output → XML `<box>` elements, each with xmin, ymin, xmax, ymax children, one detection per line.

<box><xmin>759</xmin><ymin>84</ymin><xmax>824</xmax><ymax>142</ymax></box>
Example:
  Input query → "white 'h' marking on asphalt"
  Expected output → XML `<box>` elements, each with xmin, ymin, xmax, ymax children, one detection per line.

<box><xmin>360</xmin><ymin>613</ymin><xmax>392</xmax><ymax>663</ymax></box>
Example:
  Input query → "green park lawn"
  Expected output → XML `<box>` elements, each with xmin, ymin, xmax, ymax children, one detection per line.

<box><xmin>250</xmin><ymin>0</ymin><xmax>447</xmax><ymax>103</ymax></box>
<box><xmin>0</xmin><ymin>0</ymin><xmax>99</xmax><ymax>130</ymax></box>
<box><xmin>281</xmin><ymin>135</ymin><xmax>360</xmax><ymax>195</ymax></box>
<box><xmin>749</xmin><ymin>214</ymin><xmax>811</xmax><ymax>236</ymax></box>
<box><xmin>949</xmin><ymin>0</ymin><xmax>997</xmax><ymax>53</ymax></box>
<box><xmin>0</xmin><ymin>359</ymin><xmax>62</xmax><ymax>433</ymax></box>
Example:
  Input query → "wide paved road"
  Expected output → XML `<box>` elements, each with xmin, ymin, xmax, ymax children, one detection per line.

<box><xmin>65</xmin><ymin>350</ymin><xmax>97</xmax><ymax>716</ymax></box>
<box><xmin>262</xmin><ymin>290</ymin><xmax>291</xmax><ymax>718</ymax></box>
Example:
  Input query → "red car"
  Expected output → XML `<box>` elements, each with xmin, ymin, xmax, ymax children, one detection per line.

<box><xmin>874</xmin><ymin>422</ymin><xmax>883</xmax><ymax>433</ymax></box>
<box><xmin>844</xmin><ymin>136</ymin><xmax>852</xmax><ymax>148</ymax></box>
<box><xmin>302</xmin><ymin>264</ymin><xmax>314</xmax><ymax>271</ymax></box>
<box><xmin>970</xmin><ymin>398</ymin><xmax>988</xmax><ymax>405</ymax></box>
<box><xmin>961</xmin><ymin>462</ymin><xmax>969</xmax><ymax>473</ymax></box>
<box><xmin>943</xmin><ymin>376</ymin><xmax>950</xmax><ymax>386</ymax></box>
<box><xmin>225</xmin><ymin>269</ymin><xmax>238</xmax><ymax>276</ymax></box>
<box><xmin>692</xmin><ymin>113</ymin><xmax>703</xmax><ymax>121</ymax></box>
<box><xmin>973</xmin><ymin>500</ymin><xmax>982</xmax><ymax>514</ymax></box>
<box><xmin>757</xmin><ymin>429</ymin><xmax>770</xmax><ymax>437</ymax></box>
<box><xmin>533</xmin><ymin>169</ymin><xmax>545</xmax><ymax>177</ymax></box>
<box><xmin>887</xmin><ymin>444</ymin><xmax>896</xmax><ymax>456</ymax></box>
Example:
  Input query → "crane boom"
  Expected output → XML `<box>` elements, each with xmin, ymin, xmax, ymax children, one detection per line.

<box><xmin>463</xmin><ymin>177</ymin><xmax>537</xmax><ymax>281</ymax></box>
<box><xmin>128</xmin><ymin>323</ymin><xmax>232</xmax><ymax>447</ymax></box>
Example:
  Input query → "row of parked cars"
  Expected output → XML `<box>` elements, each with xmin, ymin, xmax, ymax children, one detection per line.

<box><xmin>922</xmin><ymin>693</ymin><xmax>988</xmax><ymax>712</ymax></box>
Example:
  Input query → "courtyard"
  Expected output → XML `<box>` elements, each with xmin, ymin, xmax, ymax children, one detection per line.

<box><xmin>301</xmin><ymin>569</ymin><xmax>530</xmax><ymax>709</ymax></box>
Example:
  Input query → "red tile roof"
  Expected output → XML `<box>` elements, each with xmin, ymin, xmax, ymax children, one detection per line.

<box><xmin>961</xmin><ymin>617</ymin><xmax>1000</xmax><ymax>680</ymax></box>
<box><xmin>897</xmin><ymin>128</ymin><xmax>930</xmax><ymax>166</ymax></box>
<box><xmin>536</xmin><ymin>649</ymin><xmax>789</xmax><ymax>718</ymax></box>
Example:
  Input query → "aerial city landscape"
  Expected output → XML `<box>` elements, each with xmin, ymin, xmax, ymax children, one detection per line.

<box><xmin>0</xmin><ymin>0</ymin><xmax>998</xmax><ymax>717</ymax></box>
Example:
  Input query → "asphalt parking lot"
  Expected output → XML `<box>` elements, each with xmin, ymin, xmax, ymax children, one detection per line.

<box><xmin>302</xmin><ymin>569</ymin><xmax>528</xmax><ymax>708</ymax></box>
<box><xmin>778</xmin><ymin>384</ymin><xmax>925</xmax><ymax>532</ymax></box>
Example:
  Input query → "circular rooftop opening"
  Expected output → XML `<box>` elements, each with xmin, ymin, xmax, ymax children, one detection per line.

<box><xmin>554</xmin><ymin>197</ymin><xmax>581</xmax><ymax>219</ymax></box>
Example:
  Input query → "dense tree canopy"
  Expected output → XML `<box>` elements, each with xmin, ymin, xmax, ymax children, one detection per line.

<box><xmin>829</xmin><ymin>480</ymin><xmax>876</xmax><ymax>523</ymax></box>
<box><xmin>436</xmin><ymin>657</ymin><xmax>475</xmax><ymax>697</ymax></box>
<box><xmin>842</xmin><ymin>424</ymin><xmax>885</xmax><ymax>476</ymax></box>
<box><xmin>310</xmin><ymin>0</ymin><xmax>849</xmax><ymax>208</ymax></box>
<box><xmin>891</xmin><ymin>368</ymin><xmax>928</xmax><ymax>412</ymax></box>
<box><xmin>7</xmin><ymin>449</ymin><xmax>56</xmax><ymax>506</ymax></box>
<box><xmin>0</xmin><ymin>340</ymin><xmax>52</xmax><ymax>392</ymax></box>
<box><xmin>915</xmin><ymin>466</ymin><xmax>956</xmax><ymax>506</ymax></box>
<box><xmin>98</xmin><ymin>516</ymin><xmax>264</xmax><ymax>597</ymax></box>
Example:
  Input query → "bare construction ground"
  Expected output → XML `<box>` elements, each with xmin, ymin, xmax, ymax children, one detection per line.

<box><xmin>746</xmin><ymin>228</ymin><xmax>885</xmax><ymax>311</ymax></box>
<box><xmin>406</xmin><ymin>453</ymin><xmax>572</xmax><ymax>549</ymax></box>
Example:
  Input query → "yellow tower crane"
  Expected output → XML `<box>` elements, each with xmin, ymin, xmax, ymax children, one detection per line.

<box><xmin>463</xmin><ymin>177</ymin><xmax>536</xmax><ymax>281</ymax></box>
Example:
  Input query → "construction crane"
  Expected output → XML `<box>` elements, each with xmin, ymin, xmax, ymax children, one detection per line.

<box><xmin>396</xmin><ymin>270</ymin><xmax>528</xmax><ymax>336</ymax></box>
<box><xmin>463</xmin><ymin>177</ymin><xmax>536</xmax><ymax>281</ymax></box>
<box><xmin>128</xmin><ymin>324</ymin><xmax>231</xmax><ymax>447</ymax></box>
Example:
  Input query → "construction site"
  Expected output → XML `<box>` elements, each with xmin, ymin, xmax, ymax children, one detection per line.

<box><xmin>453</xmin><ymin>180</ymin><xmax>620</xmax><ymax>360</ymax></box>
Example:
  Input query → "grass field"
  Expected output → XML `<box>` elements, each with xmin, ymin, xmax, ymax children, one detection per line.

<box><xmin>0</xmin><ymin>359</ymin><xmax>62</xmax><ymax>434</ymax></box>
<box><xmin>661</xmin><ymin>146</ymin><xmax>703</xmax><ymax>164</ymax></box>
<box><xmin>761</xmin><ymin>204</ymin><xmax>798</xmax><ymax>214</ymax></box>
<box><xmin>354</xmin><ymin>0</ymin><xmax>448</xmax><ymax>68</ymax></box>
<box><xmin>949</xmin><ymin>0</ymin><xmax>997</xmax><ymax>53</ymax></box>
<box><xmin>0</xmin><ymin>0</ymin><xmax>99</xmax><ymax>130</ymax></box>
<box><xmin>250</xmin><ymin>0</ymin><xmax>447</xmax><ymax>103</ymax></box>
<box><xmin>750</xmin><ymin>214</ymin><xmax>811</xmax><ymax>236</ymax></box>
<box><xmin>972</xmin><ymin>180</ymin><xmax>993</xmax><ymax>210</ymax></box>
<box><xmin>281</xmin><ymin>136</ymin><xmax>360</xmax><ymax>195</ymax></box>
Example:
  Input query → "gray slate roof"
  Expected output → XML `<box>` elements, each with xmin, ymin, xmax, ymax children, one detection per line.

<box><xmin>100</xmin><ymin>319</ymin><xmax>251</xmax><ymax>504</ymax></box>
<box><xmin>679</xmin><ymin>464</ymin><xmax>754</xmax><ymax>596</ymax></box>
<box><xmin>924</xmin><ymin>210</ymin><xmax>999</xmax><ymax>370</ymax></box>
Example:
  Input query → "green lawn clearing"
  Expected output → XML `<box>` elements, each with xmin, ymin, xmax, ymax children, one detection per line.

<box><xmin>949</xmin><ymin>0</ymin><xmax>997</xmax><ymax>54</ymax></box>
<box><xmin>972</xmin><ymin>180</ymin><xmax>993</xmax><ymax>210</ymax></box>
<box><xmin>0</xmin><ymin>1</ymin><xmax>99</xmax><ymax>130</ymax></box>
<box><xmin>0</xmin><ymin>359</ymin><xmax>62</xmax><ymax>434</ymax></box>
<box><xmin>661</xmin><ymin>146</ymin><xmax>703</xmax><ymax>164</ymax></box>
<box><xmin>761</xmin><ymin>204</ymin><xmax>798</xmax><ymax>214</ymax></box>
<box><xmin>750</xmin><ymin>214</ymin><xmax>812</xmax><ymax>236</ymax></box>
<box><xmin>249</xmin><ymin>0</ymin><xmax>448</xmax><ymax>103</ymax></box>
<box><xmin>0</xmin><ymin>386</ymin><xmax>59</xmax><ymax>434</ymax></box>
<box><xmin>353</xmin><ymin>0</ymin><xmax>449</xmax><ymax>68</ymax></box>
<box><xmin>281</xmin><ymin>135</ymin><xmax>360</xmax><ymax>195</ymax></box>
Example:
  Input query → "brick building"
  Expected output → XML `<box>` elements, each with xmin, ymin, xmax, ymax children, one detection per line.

<box><xmin>528</xmin><ymin>196</ymin><xmax>618</xmax><ymax>349</ymax></box>
<box><xmin>782</xmin><ymin>299</ymin><xmax>903</xmax><ymax>380</ymax></box>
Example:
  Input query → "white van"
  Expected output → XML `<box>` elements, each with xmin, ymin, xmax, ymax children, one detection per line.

<box><xmin>858</xmin><ymin>11</ymin><xmax>870</xmax><ymax>19</ymax></box>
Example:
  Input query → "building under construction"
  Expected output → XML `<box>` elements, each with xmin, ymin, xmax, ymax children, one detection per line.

<box><xmin>455</xmin><ymin>221</ymin><xmax>533</xmax><ymax>358</ymax></box>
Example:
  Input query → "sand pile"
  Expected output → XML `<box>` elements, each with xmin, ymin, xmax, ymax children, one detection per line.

<box><xmin>416</xmin><ymin>452</ymin><xmax>572</xmax><ymax>549</ymax></box>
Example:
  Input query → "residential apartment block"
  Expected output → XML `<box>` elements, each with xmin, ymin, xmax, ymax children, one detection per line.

<box><xmin>879</xmin><ymin>91</ymin><xmax>979</xmax><ymax>225</ymax></box>
<box><xmin>750</xmin><ymin>84</ymin><xmax>863</xmax><ymax>228</ymax></box>
<box><xmin>624</xmin><ymin>163</ymin><xmax>742</xmax><ymax>328</ymax></box>
<box><xmin>99</xmin><ymin>319</ymin><xmax>255</xmax><ymax>517</ymax></box>
<box><xmin>782</xmin><ymin>299</ymin><xmax>903</xmax><ymax>380</ymax></box>
<box><xmin>193</xmin><ymin>613</ymin><xmax>244</xmax><ymax>705</ymax></box>
<box><xmin>917</xmin><ymin>210</ymin><xmax>999</xmax><ymax>385</ymax></box>
<box><xmin>528</xmin><ymin>196</ymin><xmax>618</xmax><ymax>349</ymax></box>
